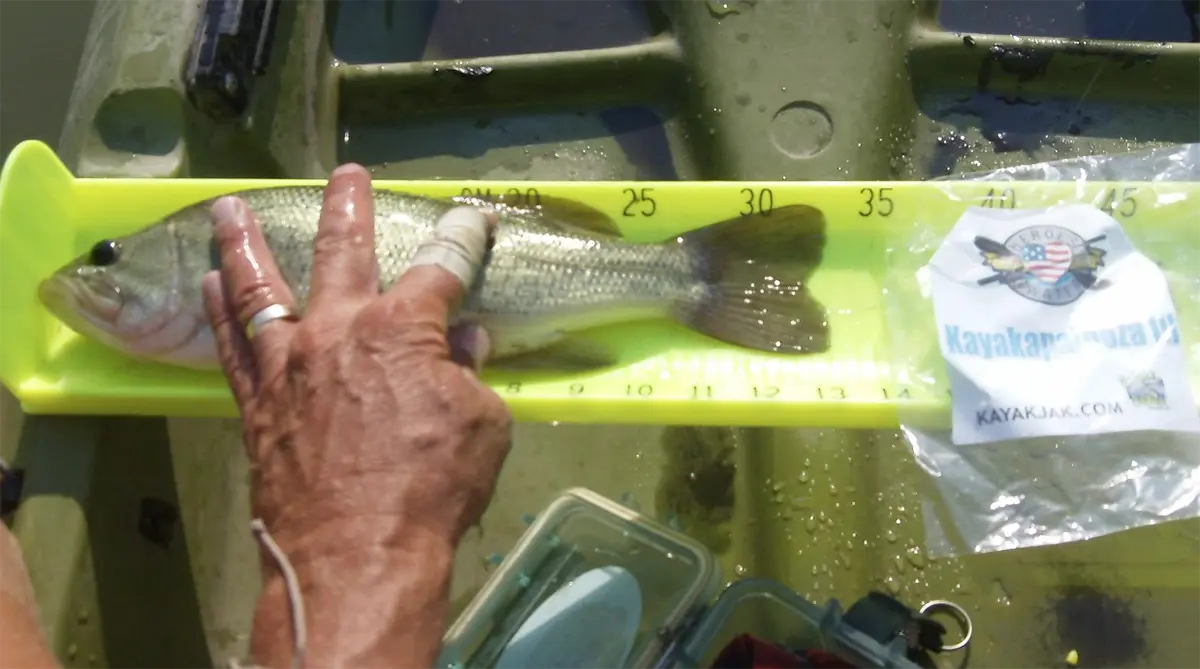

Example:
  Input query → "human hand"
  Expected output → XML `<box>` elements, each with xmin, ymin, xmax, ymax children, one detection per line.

<box><xmin>202</xmin><ymin>164</ymin><xmax>513</xmax><ymax>567</ymax></box>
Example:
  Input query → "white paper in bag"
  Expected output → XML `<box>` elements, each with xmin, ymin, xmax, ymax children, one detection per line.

<box><xmin>927</xmin><ymin>204</ymin><xmax>1200</xmax><ymax>446</ymax></box>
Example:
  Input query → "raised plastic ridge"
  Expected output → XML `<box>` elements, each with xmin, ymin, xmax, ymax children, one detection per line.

<box><xmin>1</xmin><ymin>140</ymin><xmax>1197</xmax><ymax>427</ymax></box>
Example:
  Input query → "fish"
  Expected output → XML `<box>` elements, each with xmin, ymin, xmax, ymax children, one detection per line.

<box><xmin>37</xmin><ymin>189</ymin><xmax>829</xmax><ymax>371</ymax></box>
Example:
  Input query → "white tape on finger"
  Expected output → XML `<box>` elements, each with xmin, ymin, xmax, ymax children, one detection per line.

<box><xmin>410</xmin><ymin>206</ymin><xmax>493</xmax><ymax>288</ymax></box>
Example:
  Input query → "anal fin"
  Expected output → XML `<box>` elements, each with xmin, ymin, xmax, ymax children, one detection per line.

<box><xmin>487</xmin><ymin>336</ymin><xmax>615</xmax><ymax>373</ymax></box>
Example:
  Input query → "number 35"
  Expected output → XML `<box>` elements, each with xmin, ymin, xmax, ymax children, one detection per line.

<box><xmin>859</xmin><ymin>187</ymin><xmax>894</xmax><ymax>217</ymax></box>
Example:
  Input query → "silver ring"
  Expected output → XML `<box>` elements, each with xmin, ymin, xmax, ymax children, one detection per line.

<box><xmin>919</xmin><ymin>599</ymin><xmax>973</xmax><ymax>652</ymax></box>
<box><xmin>245</xmin><ymin>303</ymin><xmax>296</xmax><ymax>339</ymax></box>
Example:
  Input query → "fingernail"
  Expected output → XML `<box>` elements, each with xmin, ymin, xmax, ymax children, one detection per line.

<box><xmin>211</xmin><ymin>197</ymin><xmax>246</xmax><ymax>228</ymax></box>
<box><xmin>330</xmin><ymin>163</ymin><xmax>369</xmax><ymax>180</ymax></box>
<box><xmin>469</xmin><ymin>325</ymin><xmax>492</xmax><ymax>371</ymax></box>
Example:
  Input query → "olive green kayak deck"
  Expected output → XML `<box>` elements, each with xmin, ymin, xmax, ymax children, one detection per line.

<box><xmin>2</xmin><ymin>1</ymin><xmax>1197</xmax><ymax>668</ymax></box>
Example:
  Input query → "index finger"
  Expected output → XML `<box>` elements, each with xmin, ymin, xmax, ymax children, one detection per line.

<box><xmin>387</xmin><ymin>205</ymin><xmax>497</xmax><ymax>321</ymax></box>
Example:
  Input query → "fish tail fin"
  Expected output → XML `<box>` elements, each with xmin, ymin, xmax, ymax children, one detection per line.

<box><xmin>675</xmin><ymin>205</ymin><xmax>830</xmax><ymax>354</ymax></box>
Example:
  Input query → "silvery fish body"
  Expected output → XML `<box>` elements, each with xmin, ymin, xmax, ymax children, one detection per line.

<box><xmin>38</xmin><ymin>187</ymin><xmax>829</xmax><ymax>370</ymax></box>
<box><xmin>244</xmin><ymin>188</ymin><xmax>704</xmax><ymax>359</ymax></box>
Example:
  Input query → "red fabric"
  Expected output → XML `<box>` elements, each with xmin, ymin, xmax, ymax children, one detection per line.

<box><xmin>712</xmin><ymin>634</ymin><xmax>801</xmax><ymax>668</ymax></box>
<box><xmin>800</xmin><ymin>649</ymin><xmax>858</xmax><ymax>668</ymax></box>
<box><xmin>710</xmin><ymin>634</ymin><xmax>858</xmax><ymax>669</ymax></box>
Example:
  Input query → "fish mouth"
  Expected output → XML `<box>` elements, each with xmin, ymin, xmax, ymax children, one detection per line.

<box><xmin>38</xmin><ymin>276</ymin><xmax>80</xmax><ymax>321</ymax></box>
<box><xmin>38</xmin><ymin>275</ymin><xmax>121</xmax><ymax>343</ymax></box>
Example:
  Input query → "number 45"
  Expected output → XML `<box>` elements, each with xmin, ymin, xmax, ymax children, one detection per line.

<box><xmin>1099</xmin><ymin>187</ymin><xmax>1137</xmax><ymax>218</ymax></box>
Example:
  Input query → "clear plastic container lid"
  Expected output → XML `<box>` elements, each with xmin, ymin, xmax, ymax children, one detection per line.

<box><xmin>437</xmin><ymin>488</ymin><xmax>722</xmax><ymax>669</ymax></box>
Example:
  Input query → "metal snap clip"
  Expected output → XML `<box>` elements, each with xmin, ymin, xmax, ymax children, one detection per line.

<box><xmin>919</xmin><ymin>599</ymin><xmax>973</xmax><ymax>652</ymax></box>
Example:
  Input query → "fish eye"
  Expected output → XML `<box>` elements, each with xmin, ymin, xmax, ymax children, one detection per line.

<box><xmin>89</xmin><ymin>240</ymin><xmax>121</xmax><ymax>266</ymax></box>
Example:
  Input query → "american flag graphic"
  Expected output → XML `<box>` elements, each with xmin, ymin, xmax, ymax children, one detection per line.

<box><xmin>1021</xmin><ymin>241</ymin><xmax>1072</xmax><ymax>283</ymax></box>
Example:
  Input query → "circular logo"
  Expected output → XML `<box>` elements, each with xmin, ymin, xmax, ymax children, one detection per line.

<box><xmin>1002</xmin><ymin>225</ymin><xmax>1089</xmax><ymax>306</ymax></box>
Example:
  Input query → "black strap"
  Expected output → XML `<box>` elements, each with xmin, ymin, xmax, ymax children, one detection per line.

<box><xmin>842</xmin><ymin>591</ymin><xmax>948</xmax><ymax>664</ymax></box>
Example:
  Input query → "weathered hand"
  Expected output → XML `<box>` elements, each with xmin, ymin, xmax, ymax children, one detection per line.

<box><xmin>203</xmin><ymin>164</ymin><xmax>512</xmax><ymax>668</ymax></box>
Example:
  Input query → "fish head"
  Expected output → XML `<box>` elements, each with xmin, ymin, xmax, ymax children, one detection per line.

<box><xmin>38</xmin><ymin>219</ymin><xmax>216</xmax><ymax>368</ymax></box>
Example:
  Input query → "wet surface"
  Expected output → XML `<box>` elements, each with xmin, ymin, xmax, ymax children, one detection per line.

<box><xmin>340</xmin><ymin>106</ymin><xmax>679</xmax><ymax>180</ymax></box>
<box><xmin>939</xmin><ymin>0</ymin><xmax>1200</xmax><ymax>43</ymax></box>
<box><xmin>919</xmin><ymin>92</ymin><xmax>1199</xmax><ymax>176</ymax></box>
<box><xmin>1045</xmin><ymin>583</ymin><xmax>1148</xmax><ymax>667</ymax></box>
<box><xmin>327</xmin><ymin>0</ymin><xmax>661</xmax><ymax>64</ymax></box>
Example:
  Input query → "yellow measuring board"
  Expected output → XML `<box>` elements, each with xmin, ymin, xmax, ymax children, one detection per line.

<box><xmin>2</xmin><ymin>139</ymin><xmax>1198</xmax><ymax>427</ymax></box>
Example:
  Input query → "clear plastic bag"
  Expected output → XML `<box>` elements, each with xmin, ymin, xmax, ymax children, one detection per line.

<box><xmin>935</xmin><ymin>143</ymin><xmax>1200</xmax><ymax>183</ymax></box>
<box><xmin>885</xmin><ymin>144</ymin><xmax>1200</xmax><ymax>556</ymax></box>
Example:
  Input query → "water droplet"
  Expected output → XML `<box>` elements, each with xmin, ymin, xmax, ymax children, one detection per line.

<box><xmin>829</xmin><ymin>484</ymin><xmax>838</xmax><ymax>497</ymax></box>
<box><xmin>811</xmin><ymin>564</ymin><xmax>820</xmax><ymax>576</ymax></box>
<box><xmin>803</xmin><ymin>457</ymin><xmax>812</xmax><ymax>468</ymax></box>
<box><xmin>907</xmin><ymin>550</ymin><xmax>926</xmax><ymax>570</ymax></box>
<box><xmin>707</xmin><ymin>0</ymin><xmax>741</xmax><ymax>17</ymax></box>
<box><xmin>798</xmin><ymin>471</ymin><xmax>810</xmax><ymax>484</ymax></box>
<box><xmin>990</xmin><ymin>578</ymin><xmax>1012</xmax><ymax>606</ymax></box>
<box><xmin>67</xmin><ymin>644</ymin><xmax>78</xmax><ymax>659</ymax></box>
<box><xmin>77</xmin><ymin>609</ymin><xmax>89</xmax><ymax>624</ymax></box>
<box><xmin>773</xmin><ymin>481</ymin><xmax>786</xmax><ymax>492</ymax></box>
<box><xmin>805</xmin><ymin>516</ymin><xmax>818</xmax><ymax>533</ymax></box>
<box><xmin>885</xmin><ymin>529</ymin><xmax>898</xmax><ymax>543</ymax></box>
<box><xmin>885</xmin><ymin>577</ymin><xmax>901</xmax><ymax>595</ymax></box>
<box><xmin>894</xmin><ymin>554</ymin><xmax>907</xmax><ymax>574</ymax></box>
<box><xmin>735</xmin><ymin>563</ymin><xmax>748</xmax><ymax>576</ymax></box>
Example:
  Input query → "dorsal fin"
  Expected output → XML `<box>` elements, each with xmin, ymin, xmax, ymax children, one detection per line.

<box><xmin>531</xmin><ymin>195</ymin><xmax>623</xmax><ymax>237</ymax></box>
<box><xmin>453</xmin><ymin>193</ymin><xmax>623</xmax><ymax>238</ymax></box>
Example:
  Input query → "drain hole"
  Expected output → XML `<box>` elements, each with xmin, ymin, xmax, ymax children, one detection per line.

<box><xmin>94</xmin><ymin>88</ymin><xmax>183</xmax><ymax>157</ymax></box>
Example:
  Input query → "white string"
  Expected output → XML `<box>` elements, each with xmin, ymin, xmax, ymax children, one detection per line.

<box><xmin>233</xmin><ymin>518</ymin><xmax>307</xmax><ymax>669</ymax></box>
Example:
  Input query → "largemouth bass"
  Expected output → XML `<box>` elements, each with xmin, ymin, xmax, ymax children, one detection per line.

<box><xmin>38</xmin><ymin>189</ymin><xmax>829</xmax><ymax>370</ymax></box>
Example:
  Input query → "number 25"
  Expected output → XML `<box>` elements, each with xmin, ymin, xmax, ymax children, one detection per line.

<box><xmin>623</xmin><ymin>188</ymin><xmax>656</xmax><ymax>217</ymax></box>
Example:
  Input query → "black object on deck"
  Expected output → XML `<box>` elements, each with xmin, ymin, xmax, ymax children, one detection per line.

<box><xmin>184</xmin><ymin>0</ymin><xmax>283</xmax><ymax>123</ymax></box>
